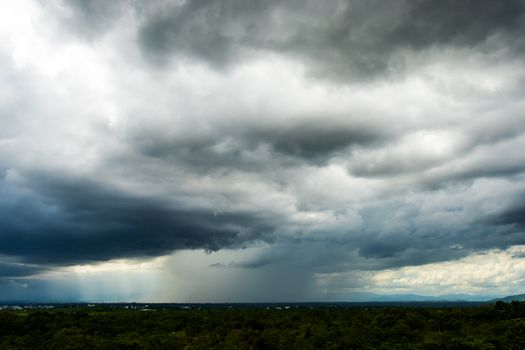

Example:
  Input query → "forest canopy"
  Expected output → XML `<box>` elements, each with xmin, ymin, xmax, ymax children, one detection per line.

<box><xmin>1</xmin><ymin>302</ymin><xmax>525</xmax><ymax>349</ymax></box>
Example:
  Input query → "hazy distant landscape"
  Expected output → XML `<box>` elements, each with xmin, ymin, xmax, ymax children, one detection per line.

<box><xmin>4</xmin><ymin>290</ymin><xmax>525</xmax><ymax>310</ymax></box>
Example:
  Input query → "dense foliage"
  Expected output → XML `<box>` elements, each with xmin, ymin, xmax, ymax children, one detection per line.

<box><xmin>1</xmin><ymin>301</ymin><xmax>525</xmax><ymax>349</ymax></box>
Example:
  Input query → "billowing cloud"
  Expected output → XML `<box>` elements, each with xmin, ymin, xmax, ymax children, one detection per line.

<box><xmin>136</xmin><ymin>0</ymin><xmax>525</xmax><ymax>79</ymax></box>
<box><xmin>0</xmin><ymin>0</ymin><xmax>525</xmax><ymax>301</ymax></box>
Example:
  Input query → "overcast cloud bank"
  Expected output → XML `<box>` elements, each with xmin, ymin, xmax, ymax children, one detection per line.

<box><xmin>1</xmin><ymin>0</ymin><xmax>525</xmax><ymax>301</ymax></box>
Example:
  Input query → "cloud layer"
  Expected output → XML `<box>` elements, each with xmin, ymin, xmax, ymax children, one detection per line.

<box><xmin>1</xmin><ymin>0</ymin><xmax>525</xmax><ymax>300</ymax></box>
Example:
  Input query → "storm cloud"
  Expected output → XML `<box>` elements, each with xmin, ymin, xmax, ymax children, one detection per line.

<box><xmin>136</xmin><ymin>0</ymin><xmax>525</xmax><ymax>78</ymax></box>
<box><xmin>1</xmin><ymin>0</ymin><xmax>525</xmax><ymax>300</ymax></box>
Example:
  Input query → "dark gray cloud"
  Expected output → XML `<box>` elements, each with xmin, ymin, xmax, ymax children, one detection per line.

<box><xmin>0</xmin><ymin>172</ymin><xmax>277</xmax><ymax>275</ymax></box>
<box><xmin>138</xmin><ymin>0</ymin><xmax>275</xmax><ymax>67</ymax></box>
<box><xmin>387</xmin><ymin>0</ymin><xmax>525</xmax><ymax>48</ymax></box>
<box><xmin>2</xmin><ymin>164</ymin><xmax>514</xmax><ymax>280</ymax></box>
<box><xmin>250</xmin><ymin>122</ymin><xmax>388</xmax><ymax>160</ymax></box>
<box><xmin>0</xmin><ymin>261</ymin><xmax>45</xmax><ymax>278</ymax></box>
<box><xmin>487</xmin><ymin>198</ymin><xmax>525</xmax><ymax>228</ymax></box>
<box><xmin>128</xmin><ymin>118</ymin><xmax>390</xmax><ymax>167</ymax></box>
<box><xmin>135</xmin><ymin>0</ymin><xmax>525</xmax><ymax>79</ymax></box>
<box><xmin>58</xmin><ymin>0</ymin><xmax>525</xmax><ymax>79</ymax></box>
<box><xmin>359</xmin><ymin>241</ymin><xmax>407</xmax><ymax>259</ymax></box>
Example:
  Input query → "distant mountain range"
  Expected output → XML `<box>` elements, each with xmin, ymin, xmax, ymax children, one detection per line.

<box><xmin>2</xmin><ymin>293</ymin><xmax>525</xmax><ymax>305</ymax></box>
<box><xmin>345</xmin><ymin>292</ymin><xmax>496</xmax><ymax>302</ymax></box>
<box><xmin>488</xmin><ymin>293</ymin><xmax>525</xmax><ymax>303</ymax></box>
<box><xmin>347</xmin><ymin>292</ymin><xmax>525</xmax><ymax>303</ymax></box>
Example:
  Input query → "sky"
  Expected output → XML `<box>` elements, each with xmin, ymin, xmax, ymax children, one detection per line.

<box><xmin>1</xmin><ymin>0</ymin><xmax>525</xmax><ymax>302</ymax></box>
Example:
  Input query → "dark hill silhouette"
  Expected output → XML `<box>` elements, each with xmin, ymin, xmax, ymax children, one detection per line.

<box><xmin>489</xmin><ymin>293</ymin><xmax>525</xmax><ymax>303</ymax></box>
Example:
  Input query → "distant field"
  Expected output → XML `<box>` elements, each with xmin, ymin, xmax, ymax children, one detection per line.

<box><xmin>1</xmin><ymin>302</ymin><xmax>524</xmax><ymax>349</ymax></box>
